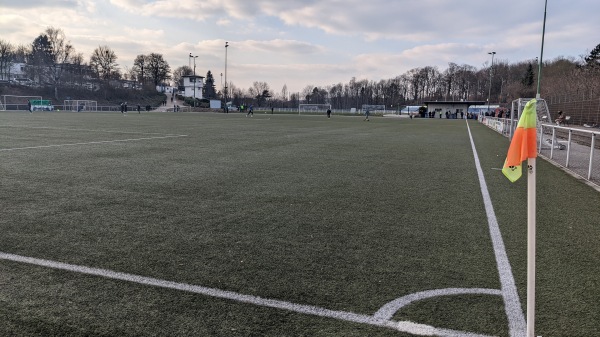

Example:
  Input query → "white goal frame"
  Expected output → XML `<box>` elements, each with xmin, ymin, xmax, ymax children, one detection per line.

<box><xmin>298</xmin><ymin>104</ymin><xmax>331</xmax><ymax>115</ymax></box>
<box><xmin>1</xmin><ymin>95</ymin><xmax>42</xmax><ymax>111</ymax></box>
<box><xmin>361</xmin><ymin>104</ymin><xmax>386</xmax><ymax>113</ymax></box>
<box><xmin>64</xmin><ymin>100</ymin><xmax>98</xmax><ymax>112</ymax></box>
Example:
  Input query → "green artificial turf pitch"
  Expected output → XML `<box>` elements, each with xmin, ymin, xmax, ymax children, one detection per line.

<box><xmin>0</xmin><ymin>111</ymin><xmax>598</xmax><ymax>336</ymax></box>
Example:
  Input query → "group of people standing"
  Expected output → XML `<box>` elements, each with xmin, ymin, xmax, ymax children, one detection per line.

<box><xmin>120</xmin><ymin>102</ymin><xmax>142</xmax><ymax>114</ymax></box>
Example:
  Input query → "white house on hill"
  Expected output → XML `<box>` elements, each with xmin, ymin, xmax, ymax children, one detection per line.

<box><xmin>0</xmin><ymin>62</ymin><xmax>27</xmax><ymax>81</ymax></box>
<box><xmin>181</xmin><ymin>75</ymin><xmax>204</xmax><ymax>99</ymax></box>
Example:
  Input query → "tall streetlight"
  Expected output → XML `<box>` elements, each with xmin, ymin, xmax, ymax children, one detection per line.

<box><xmin>189</xmin><ymin>53</ymin><xmax>198</xmax><ymax>107</ymax></box>
<box><xmin>224</xmin><ymin>41</ymin><xmax>229</xmax><ymax>112</ymax></box>
<box><xmin>487</xmin><ymin>51</ymin><xmax>496</xmax><ymax>114</ymax></box>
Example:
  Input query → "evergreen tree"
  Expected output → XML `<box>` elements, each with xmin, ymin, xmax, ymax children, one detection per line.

<box><xmin>29</xmin><ymin>34</ymin><xmax>53</xmax><ymax>83</ymax></box>
<box><xmin>584</xmin><ymin>43</ymin><xmax>600</xmax><ymax>69</ymax></box>
<box><xmin>521</xmin><ymin>63</ymin><xmax>535</xmax><ymax>86</ymax></box>
<box><xmin>204</xmin><ymin>70</ymin><xmax>216</xmax><ymax>98</ymax></box>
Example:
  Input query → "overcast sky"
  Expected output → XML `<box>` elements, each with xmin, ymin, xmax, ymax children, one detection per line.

<box><xmin>1</xmin><ymin>0</ymin><xmax>598</xmax><ymax>94</ymax></box>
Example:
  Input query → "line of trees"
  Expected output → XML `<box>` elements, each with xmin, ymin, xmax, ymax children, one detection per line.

<box><xmin>223</xmin><ymin>45</ymin><xmax>599</xmax><ymax>110</ymax></box>
<box><xmin>218</xmin><ymin>44</ymin><xmax>600</xmax><ymax>110</ymax></box>
<box><xmin>0</xmin><ymin>27</ymin><xmax>171</xmax><ymax>100</ymax></box>
<box><xmin>1</xmin><ymin>27</ymin><xmax>598</xmax><ymax>109</ymax></box>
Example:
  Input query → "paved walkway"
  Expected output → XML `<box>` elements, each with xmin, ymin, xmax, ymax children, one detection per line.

<box><xmin>154</xmin><ymin>94</ymin><xmax>184</xmax><ymax>112</ymax></box>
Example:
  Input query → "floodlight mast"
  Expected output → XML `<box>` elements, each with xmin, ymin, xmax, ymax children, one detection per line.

<box><xmin>487</xmin><ymin>51</ymin><xmax>496</xmax><ymax>114</ymax></box>
<box><xmin>224</xmin><ymin>42</ymin><xmax>229</xmax><ymax>112</ymax></box>
<box><xmin>189</xmin><ymin>53</ymin><xmax>198</xmax><ymax>107</ymax></box>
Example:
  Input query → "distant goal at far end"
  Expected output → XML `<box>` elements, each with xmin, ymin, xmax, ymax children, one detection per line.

<box><xmin>298</xmin><ymin>104</ymin><xmax>331</xmax><ymax>115</ymax></box>
<box><xmin>64</xmin><ymin>100</ymin><xmax>98</xmax><ymax>112</ymax></box>
<box><xmin>1</xmin><ymin>95</ymin><xmax>42</xmax><ymax>111</ymax></box>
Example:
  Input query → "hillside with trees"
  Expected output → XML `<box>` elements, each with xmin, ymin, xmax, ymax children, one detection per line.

<box><xmin>0</xmin><ymin>27</ymin><xmax>598</xmax><ymax>122</ymax></box>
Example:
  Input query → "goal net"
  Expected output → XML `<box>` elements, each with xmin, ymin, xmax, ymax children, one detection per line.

<box><xmin>64</xmin><ymin>100</ymin><xmax>98</xmax><ymax>112</ymax></box>
<box><xmin>298</xmin><ymin>104</ymin><xmax>331</xmax><ymax>115</ymax></box>
<box><xmin>1</xmin><ymin>95</ymin><xmax>42</xmax><ymax>111</ymax></box>
<box><xmin>362</xmin><ymin>104</ymin><xmax>386</xmax><ymax>114</ymax></box>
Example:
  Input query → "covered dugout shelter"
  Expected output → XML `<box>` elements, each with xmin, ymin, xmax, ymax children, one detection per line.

<box><xmin>423</xmin><ymin>101</ymin><xmax>486</xmax><ymax>118</ymax></box>
<box><xmin>29</xmin><ymin>99</ymin><xmax>54</xmax><ymax>111</ymax></box>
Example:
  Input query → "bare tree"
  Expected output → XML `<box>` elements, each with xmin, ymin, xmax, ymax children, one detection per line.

<box><xmin>44</xmin><ymin>27</ymin><xmax>74</xmax><ymax>99</ymax></box>
<box><xmin>146</xmin><ymin>53</ymin><xmax>170</xmax><ymax>86</ymax></box>
<box><xmin>65</xmin><ymin>52</ymin><xmax>86</xmax><ymax>85</ymax></box>
<box><xmin>300</xmin><ymin>85</ymin><xmax>314</xmax><ymax>104</ymax></box>
<box><xmin>172</xmin><ymin>66</ymin><xmax>192</xmax><ymax>87</ymax></box>
<box><xmin>89</xmin><ymin>45</ymin><xmax>119</xmax><ymax>80</ymax></box>
<box><xmin>328</xmin><ymin>83</ymin><xmax>343</xmax><ymax>109</ymax></box>
<box><xmin>13</xmin><ymin>44</ymin><xmax>29</xmax><ymax>63</ymax></box>
<box><xmin>132</xmin><ymin>54</ymin><xmax>149</xmax><ymax>84</ymax></box>
<box><xmin>280</xmin><ymin>84</ymin><xmax>288</xmax><ymax>103</ymax></box>
<box><xmin>249</xmin><ymin>81</ymin><xmax>271</xmax><ymax>106</ymax></box>
<box><xmin>123</xmin><ymin>66</ymin><xmax>136</xmax><ymax>81</ymax></box>
<box><xmin>0</xmin><ymin>39</ymin><xmax>14</xmax><ymax>81</ymax></box>
<box><xmin>229</xmin><ymin>82</ymin><xmax>244</xmax><ymax>106</ymax></box>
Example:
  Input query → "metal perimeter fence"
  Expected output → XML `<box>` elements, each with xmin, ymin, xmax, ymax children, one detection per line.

<box><xmin>479</xmin><ymin>115</ymin><xmax>600</xmax><ymax>190</ymax></box>
<box><xmin>1</xmin><ymin>104</ymin><xmax>165</xmax><ymax>112</ymax></box>
<box><xmin>1</xmin><ymin>105</ymin><xmax>376</xmax><ymax>115</ymax></box>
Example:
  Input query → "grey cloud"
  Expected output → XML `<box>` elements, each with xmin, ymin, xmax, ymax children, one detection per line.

<box><xmin>243</xmin><ymin>39</ymin><xmax>324</xmax><ymax>55</ymax></box>
<box><xmin>1</xmin><ymin>0</ymin><xmax>77</xmax><ymax>8</ymax></box>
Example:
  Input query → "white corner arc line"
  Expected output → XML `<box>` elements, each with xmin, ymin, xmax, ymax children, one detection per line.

<box><xmin>465</xmin><ymin>121</ymin><xmax>527</xmax><ymax>337</ymax></box>
<box><xmin>0</xmin><ymin>252</ymin><xmax>494</xmax><ymax>337</ymax></box>
<box><xmin>373</xmin><ymin>288</ymin><xmax>503</xmax><ymax>320</ymax></box>
<box><xmin>0</xmin><ymin>135</ymin><xmax>188</xmax><ymax>152</ymax></box>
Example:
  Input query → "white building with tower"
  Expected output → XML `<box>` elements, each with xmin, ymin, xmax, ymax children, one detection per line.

<box><xmin>181</xmin><ymin>75</ymin><xmax>204</xmax><ymax>99</ymax></box>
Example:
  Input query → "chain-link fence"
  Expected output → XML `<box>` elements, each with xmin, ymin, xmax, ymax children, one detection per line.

<box><xmin>545</xmin><ymin>89</ymin><xmax>600</xmax><ymax>126</ymax></box>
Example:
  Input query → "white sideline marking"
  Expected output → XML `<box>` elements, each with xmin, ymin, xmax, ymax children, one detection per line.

<box><xmin>374</xmin><ymin>288</ymin><xmax>502</xmax><ymax>320</ymax></box>
<box><xmin>0</xmin><ymin>135</ymin><xmax>188</xmax><ymax>152</ymax></box>
<box><xmin>0</xmin><ymin>124</ymin><xmax>174</xmax><ymax>136</ymax></box>
<box><xmin>465</xmin><ymin>121</ymin><xmax>527</xmax><ymax>337</ymax></box>
<box><xmin>0</xmin><ymin>252</ymin><xmax>494</xmax><ymax>337</ymax></box>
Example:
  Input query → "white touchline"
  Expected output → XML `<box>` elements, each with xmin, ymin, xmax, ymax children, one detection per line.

<box><xmin>0</xmin><ymin>252</ymin><xmax>495</xmax><ymax>337</ymax></box>
<box><xmin>465</xmin><ymin>121</ymin><xmax>527</xmax><ymax>337</ymax></box>
<box><xmin>0</xmin><ymin>124</ymin><xmax>176</xmax><ymax>136</ymax></box>
<box><xmin>0</xmin><ymin>135</ymin><xmax>188</xmax><ymax>152</ymax></box>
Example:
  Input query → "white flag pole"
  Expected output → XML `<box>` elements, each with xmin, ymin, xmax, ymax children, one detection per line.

<box><xmin>528</xmin><ymin>0</ymin><xmax>547</xmax><ymax>335</ymax></box>
<box><xmin>526</xmin><ymin>157</ymin><xmax>537</xmax><ymax>337</ymax></box>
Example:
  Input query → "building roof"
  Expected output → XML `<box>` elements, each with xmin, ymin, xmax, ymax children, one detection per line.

<box><xmin>182</xmin><ymin>75</ymin><xmax>205</xmax><ymax>79</ymax></box>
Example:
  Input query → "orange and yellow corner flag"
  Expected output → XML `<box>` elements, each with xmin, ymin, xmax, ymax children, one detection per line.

<box><xmin>502</xmin><ymin>99</ymin><xmax>538</xmax><ymax>182</ymax></box>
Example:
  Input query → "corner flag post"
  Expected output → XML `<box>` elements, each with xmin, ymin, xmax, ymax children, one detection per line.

<box><xmin>527</xmin><ymin>1</ymin><xmax>547</xmax><ymax>336</ymax></box>
<box><xmin>526</xmin><ymin>155</ymin><xmax>536</xmax><ymax>337</ymax></box>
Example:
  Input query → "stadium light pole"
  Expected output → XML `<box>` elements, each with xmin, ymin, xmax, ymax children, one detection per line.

<box><xmin>190</xmin><ymin>53</ymin><xmax>198</xmax><ymax>107</ymax></box>
<box><xmin>487</xmin><ymin>51</ymin><xmax>496</xmax><ymax>114</ymax></box>
<box><xmin>224</xmin><ymin>42</ymin><xmax>229</xmax><ymax>112</ymax></box>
